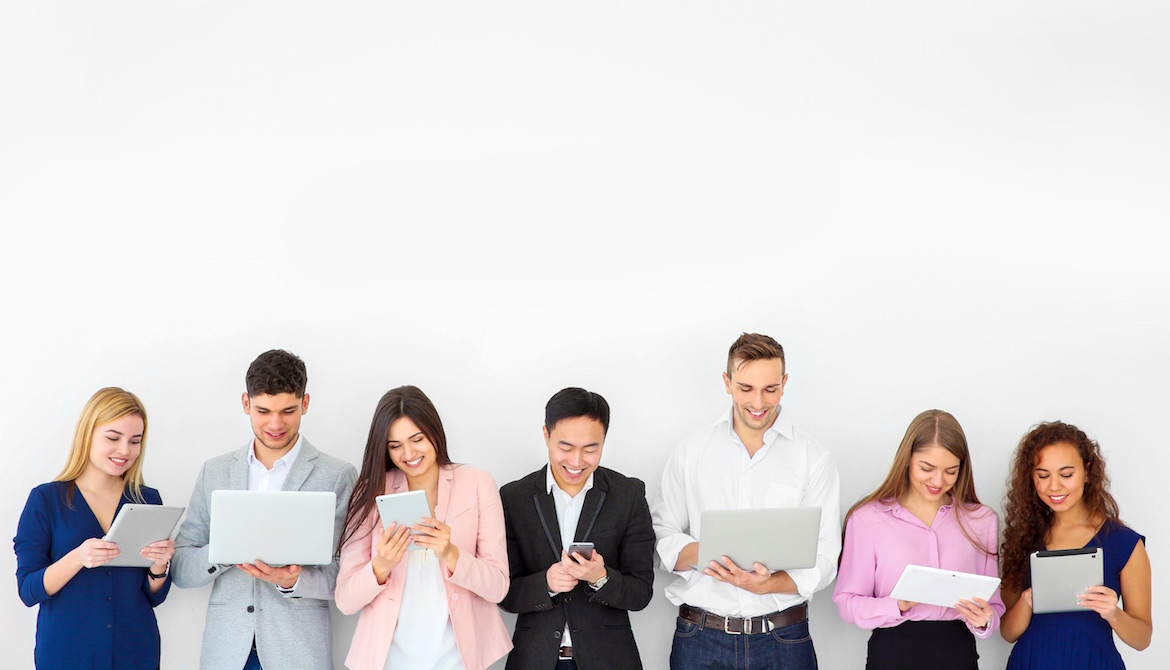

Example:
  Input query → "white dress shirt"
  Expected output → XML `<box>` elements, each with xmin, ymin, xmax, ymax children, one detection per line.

<box><xmin>651</xmin><ymin>406</ymin><xmax>841</xmax><ymax>618</ymax></box>
<box><xmin>547</xmin><ymin>467</ymin><xmax>595</xmax><ymax>649</ymax></box>
<box><xmin>246</xmin><ymin>435</ymin><xmax>303</xmax><ymax>492</ymax></box>
<box><xmin>246</xmin><ymin>435</ymin><xmax>304</xmax><ymax>592</ymax></box>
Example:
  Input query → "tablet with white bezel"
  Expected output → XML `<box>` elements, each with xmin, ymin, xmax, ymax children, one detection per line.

<box><xmin>103</xmin><ymin>504</ymin><xmax>185</xmax><ymax>568</ymax></box>
<box><xmin>696</xmin><ymin>507</ymin><xmax>821</xmax><ymax>572</ymax></box>
<box><xmin>375</xmin><ymin>490</ymin><xmax>433</xmax><ymax>552</ymax></box>
<box><xmin>889</xmin><ymin>564</ymin><xmax>1000</xmax><ymax>609</ymax></box>
<box><xmin>1030</xmin><ymin>547</ymin><xmax>1104</xmax><ymax>614</ymax></box>
<box><xmin>209</xmin><ymin>490</ymin><xmax>336</xmax><ymax>565</ymax></box>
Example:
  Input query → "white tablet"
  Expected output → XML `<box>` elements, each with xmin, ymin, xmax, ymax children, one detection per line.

<box><xmin>103</xmin><ymin>504</ymin><xmax>185</xmax><ymax>568</ymax></box>
<box><xmin>1030</xmin><ymin>547</ymin><xmax>1104</xmax><ymax>614</ymax></box>
<box><xmin>375</xmin><ymin>490</ymin><xmax>433</xmax><ymax>552</ymax></box>
<box><xmin>889</xmin><ymin>564</ymin><xmax>1000</xmax><ymax>609</ymax></box>
<box><xmin>696</xmin><ymin>507</ymin><xmax>821</xmax><ymax>572</ymax></box>
<box><xmin>208</xmin><ymin>490</ymin><xmax>337</xmax><ymax>565</ymax></box>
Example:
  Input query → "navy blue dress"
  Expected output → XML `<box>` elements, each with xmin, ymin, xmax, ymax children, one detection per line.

<box><xmin>14</xmin><ymin>481</ymin><xmax>171</xmax><ymax>670</ymax></box>
<box><xmin>1006</xmin><ymin>520</ymin><xmax>1145</xmax><ymax>670</ymax></box>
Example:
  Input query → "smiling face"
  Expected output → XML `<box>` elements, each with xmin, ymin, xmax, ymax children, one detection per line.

<box><xmin>86</xmin><ymin>414</ymin><xmax>145</xmax><ymax>479</ymax></box>
<box><xmin>723</xmin><ymin>357</ymin><xmax>787</xmax><ymax>434</ymax></box>
<box><xmin>545</xmin><ymin>415</ymin><xmax>605</xmax><ymax>497</ymax></box>
<box><xmin>1033</xmin><ymin>441</ymin><xmax>1088</xmax><ymax>515</ymax></box>
<box><xmin>906</xmin><ymin>443</ymin><xmax>960</xmax><ymax>507</ymax></box>
<box><xmin>387</xmin><ymin>416</ymin><xmax>439</xmax><ymax>482</ymax></box>
<box><xmin>243</xmin><ymin>392</ymin><xmax>308</xmax><ymax>456</ymax></box>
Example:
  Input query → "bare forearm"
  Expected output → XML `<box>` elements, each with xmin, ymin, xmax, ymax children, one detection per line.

<box><xmin>1109</xmin><ymin>609</ymin><xmax>1152</xmax><ymax>651</ymax></box>
<box><xmin>764</xmin><ymin>570</ymin><xmax>799</xmax><ymax>595</ymax></box>
<box><xmin>1000</xmin><ymin>597</ymin><xmax>1032</xmax><ymax>642</ymax></box>
<box><xmin>674</xmin><ymin>542</ymin><xmax>698</xmax><ymax>572</ymax></box>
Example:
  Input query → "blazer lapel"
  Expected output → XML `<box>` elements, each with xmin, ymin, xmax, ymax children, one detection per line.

<box><xmin>435</xmin><ymin>466</ymin><xmax>454</xmax><ymax>520</ymax></box>
<box><xmin>281</xmin><ymin>439</ymin><xmax>318</xmax><ymax>492</ymax></box>
<box><xmin>574</xmin><ymin>469</ymin><xmax>608</xmax><ymax>542</ymax></box>
<box><xmin>532</xmin><ymin>466</ymin><xmax>562</xmax><ymax>562</ymax></box>
<box><xmin>229</xmin><ymin>443</ymin><xmax>249</xmax><ymax>491</ymax></box>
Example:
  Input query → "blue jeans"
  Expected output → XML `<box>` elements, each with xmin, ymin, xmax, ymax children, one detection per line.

<box><xmin>243</xmin><ymin>647</ymin><xmax>262</xmax><ymax>670</ymax></box>
<box><xmin>670</xmin><ymin>616</ymin><xmax>818</xmax><ymax>670</ymax></box>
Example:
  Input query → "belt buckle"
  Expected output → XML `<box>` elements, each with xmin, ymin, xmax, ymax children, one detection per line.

<box><xmin>723</xmin><ymin>616</ymin><xmax>743</xmax><ymax>635</ymax></box>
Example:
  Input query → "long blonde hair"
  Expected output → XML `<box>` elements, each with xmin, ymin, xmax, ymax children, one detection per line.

<box><xmin>54</xmin><ymin>387</ymin><xmax>149</xmax><ymax>505</ymax></box>
<box><xmin>844</xmin><ymin>409</ymin><xmax>993</xmax><ymax>555</ymax></box>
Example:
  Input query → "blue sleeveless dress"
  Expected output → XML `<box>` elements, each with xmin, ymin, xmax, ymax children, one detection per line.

<box><xmin>1006</xmin><ymin>521</ymin><xmax>1145</xmax><ymax>670</ymax></box>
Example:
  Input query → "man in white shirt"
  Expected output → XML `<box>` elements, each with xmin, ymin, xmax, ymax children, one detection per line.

<box><xmin>651</xmin><ymin>333</ymin><xmax>841</xmax><ymax>670</ymax></box>
<box><xmin>172</xmin><ymin>349</ymin><xmax>357</xmax><ymax>670</ymax></box>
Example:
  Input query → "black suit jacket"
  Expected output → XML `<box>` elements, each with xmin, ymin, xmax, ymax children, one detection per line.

<box><xmin>500</xmin><ymin>465</ymin><xmax>655</xmax><ymax>670</ymax></box>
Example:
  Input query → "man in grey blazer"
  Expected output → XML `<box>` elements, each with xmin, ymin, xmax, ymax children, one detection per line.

<box><xmin>173</xmin><ymin>350</ymin><xmax>357</xmax><ymax>670</ymax></box>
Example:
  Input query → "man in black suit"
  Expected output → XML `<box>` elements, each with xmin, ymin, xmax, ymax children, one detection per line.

<box><xmin>500</xmin><ymin>387</ymin><xmax>655</xmax><ymax>670</ymax></box>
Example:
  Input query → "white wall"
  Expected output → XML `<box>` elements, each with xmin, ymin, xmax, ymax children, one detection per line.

<box><xmin>1</xmin><ymin>1</ymin><xmax>1166</xmax><ymax>668</ymax></box>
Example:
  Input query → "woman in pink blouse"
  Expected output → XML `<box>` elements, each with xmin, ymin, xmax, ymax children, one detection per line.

<box><xmin>334</xmin><ymin>386</ymin><xmax>512</xmax><ymax>670</ymax></box>
<box><xmin>833</xmin><ymin>410</ymin><xmax>1004</xmax><ymax>670</ymax></box>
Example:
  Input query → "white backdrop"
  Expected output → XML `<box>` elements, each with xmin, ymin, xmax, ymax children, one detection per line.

<box><xmin>1</xmin><ymin>1</ymin><xmax>1166</xmax><ymax>669</ymax></box>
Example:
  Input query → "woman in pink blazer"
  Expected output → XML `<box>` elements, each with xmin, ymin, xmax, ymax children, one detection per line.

<box><xmin>335</xmin><ymin>386</ymin><xmax>512</xmax><ymax>670</ymax></box>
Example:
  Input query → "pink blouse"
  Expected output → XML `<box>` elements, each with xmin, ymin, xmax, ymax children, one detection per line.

<box><xmin>832</xmin><ymin>498</ymin><xmax>1005</xmax><ymax>638</ymax></box>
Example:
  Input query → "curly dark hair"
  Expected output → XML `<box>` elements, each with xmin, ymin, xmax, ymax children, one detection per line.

<box><xmin>245</xmin><ymin>349</ymin><xmax>308</xmax><ymax>398</ymax></box>
<box><xmin>1000</xmin><ymin>421</ymin><xmax>1121</xmax><ymax>592</ymax></box>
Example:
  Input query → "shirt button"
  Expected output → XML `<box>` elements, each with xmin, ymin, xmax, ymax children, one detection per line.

<box><xmin>553</xmin><ymin>631</ymin><xmax>561</xmax><ymax>639</ymax></box>
<box><xmin>451</xmin><ymin>593</ymin><xmax>459</xmax><ymax>601</ymax></box>
<box><xmin>107</xmin><ymin>624</ymin><xmax>112</xmax><ymax>629</ymax></box>
<box><xmin>107</xmin><ymin>597</ymin><xmax>112</xmax><ymax>601</ymax></box>
<box><xmin>247</xmin><ymin>605</ymin><xmax>255</xmax><ymax>613</ymax></box>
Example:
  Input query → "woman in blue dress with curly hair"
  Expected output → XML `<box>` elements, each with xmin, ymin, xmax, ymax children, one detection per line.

<box><xmin>14</xmin><ymin>387</ymin><xmax>174</xmax><ymax>670</ymax></box>
<box><xmin>1000</xmin><ymin>421</ymin><xmax>1152</xmax><ymax>668</ymax></box>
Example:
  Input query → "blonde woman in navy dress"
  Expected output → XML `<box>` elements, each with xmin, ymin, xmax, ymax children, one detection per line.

<box><xmin>14</xmin><ymin>387</ymin><xmax>174</xmax><ymax>670</ymax></box>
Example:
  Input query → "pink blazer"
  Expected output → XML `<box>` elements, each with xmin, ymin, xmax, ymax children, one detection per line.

<box><xmin>335</xmin><ymin>464</ymin><xmax>513</xmax><ymax>670</ymax></box>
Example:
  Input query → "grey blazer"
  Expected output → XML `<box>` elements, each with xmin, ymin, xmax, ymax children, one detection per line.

<box><xmin>172</xmin><ymin>439</ymin><xmax>357</xmax><ymax>670</ymax></box>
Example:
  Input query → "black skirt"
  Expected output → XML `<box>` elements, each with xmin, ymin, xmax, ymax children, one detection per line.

<box><xmin>866</xmin><ymin>620</ymin><xmax>979</xmax><ymax>670</ymax></box>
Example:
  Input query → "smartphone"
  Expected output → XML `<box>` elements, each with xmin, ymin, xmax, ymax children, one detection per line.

<box><xmin>567</xmin><ymin>542</ymin><xmax>595</xmax><ymax>560</ymax></box>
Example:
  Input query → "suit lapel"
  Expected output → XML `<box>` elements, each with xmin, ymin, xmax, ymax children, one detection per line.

<box><xmin>574</xmin><ymin>468</ymin><xmax>608</xmax><ymax>541</ymax></box>
<box><xmin>282</xmin><ymin>438</ymin><xmax>318</xmax><ymax>492</ymax></box>
<box><xmin>229</xmin><ymin>443</ymin><xmax>249</xmax><ymax>491</ymax></box>
<box><xmin>532</xmin><ymin>466</ymin><xmax>562</xmax><ymax>561</ymax></box>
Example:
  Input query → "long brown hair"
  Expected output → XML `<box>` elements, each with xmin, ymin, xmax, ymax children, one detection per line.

<box><xmin>844</xmin><ymin>409</ymin><xmax>993</xmax><ymax>555</ymax></box>
<box><xmin>337</xmin><ymin>386</ymin><xmax>454</xmax><ymax>553</ymax></box>
<box><xmin>55</xmin><ymin>387</ymin><xmax>149</xmax><ymax>506</ymax></box>
<box><xmin>1000</xmin><ymin>421</ymin><xmax>1120</xmax><ymax>592</ymax></box>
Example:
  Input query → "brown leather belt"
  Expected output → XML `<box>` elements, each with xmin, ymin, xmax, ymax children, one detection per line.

<box><xmin>558</xmin><ymin>646</ymin><xmax>574</xmax><ymax>659</ymax></box>
<box><xmin>679</xmin><ymin>603</ymin><xmax>808</xmax><ymax>635</ymax></box>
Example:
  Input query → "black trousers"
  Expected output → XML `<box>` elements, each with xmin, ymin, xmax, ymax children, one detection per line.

<box><xmin>866</xmin><ymin>620</ymin><xmax>978</xmax><ymax>670</ymax></box>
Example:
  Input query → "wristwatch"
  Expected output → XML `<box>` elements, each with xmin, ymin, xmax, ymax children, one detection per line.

<box><xmin>588</xmin><ymin>573</ymin><xmax>609</xmax><ymax>590</ymax></box>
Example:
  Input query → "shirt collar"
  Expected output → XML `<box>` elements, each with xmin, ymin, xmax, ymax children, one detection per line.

<box><xmin>719</xmin><ymin>404</ymin><xmax>791</xmax><ymax>449</ymax></box>
<box><xmin>248</xmin><ymin>434</ymin><xmax>303</xmax><ymax>471</ymax></box>
<box><xmin>545</xmin><ymin>465</ymin><xmax>595</xmax><ymax>499</ymax></box>
<box><xmin>874</xmin><ymin>495</ymin><xmax>956</xmax><ymax>518</ymax></box>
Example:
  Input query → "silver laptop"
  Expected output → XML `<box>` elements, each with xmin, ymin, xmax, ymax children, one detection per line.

<box><xmin>696</xmin><ymin>507</ymin><xmax>821</xmax><ymax>572</ymax></box>
<box><xmin>1030</xmin><ymin>547</ymin><xmax>1104</xmax><ymax>613</ymax></box>
<box><xmin>209</xmin><ymin>490</ymin><xmax>337</xmax><ymax>565</ymax></box>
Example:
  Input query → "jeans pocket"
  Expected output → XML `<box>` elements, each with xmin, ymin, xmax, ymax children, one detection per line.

<box><xmin>769</xmin><ymin>619</ymin><xmax>812</xmax><ymax>645</ymax></box>
<box><xmin>674</xmin><ymin>616</ymin><xmax>702</xmax><ymax>639</ymax></box>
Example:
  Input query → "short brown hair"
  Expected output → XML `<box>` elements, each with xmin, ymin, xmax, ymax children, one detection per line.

<box><xmin>726</xmin><ymin>332</ymin><xmax>785</xmax><ymax>376</ymax></box>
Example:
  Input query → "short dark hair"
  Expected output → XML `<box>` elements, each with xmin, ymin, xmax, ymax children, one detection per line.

<box><xmin>245</xmin><ymin>349</ymin><xmax>308</xmax><ymax>398</ymax></box>
<box><xmin>544</xmin><ymin>387</ymin><xmax>610</xmax><ymax>435</ymax></box>
<box><xmin>726</xmin><ymin>332</ymin><xmax>786</xmax><ymax>376</ymax></box>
